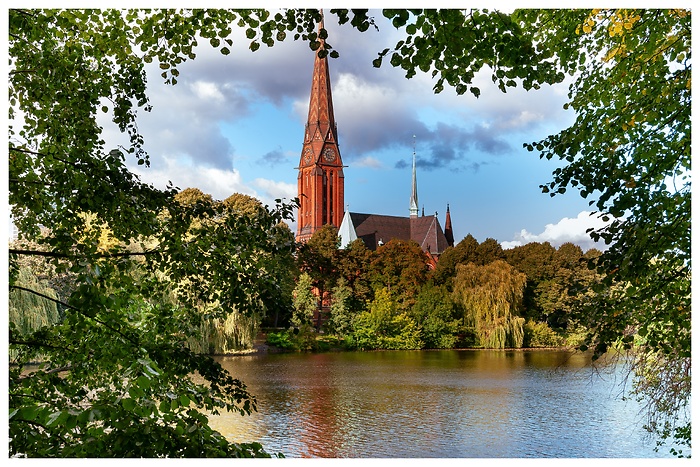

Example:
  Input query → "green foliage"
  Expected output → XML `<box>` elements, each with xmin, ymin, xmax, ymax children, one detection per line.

<box><xmin>453</xmin><ymin>261</ymin><xmax>526</xmax><ymax>349</ymax></box>
<box><xmin>430</xmin><ymin>234</ymin><xmax>479</xmax><ymax>287</ymax></box>
<box><xmin>350</xmin><ymin>289</ymin><xmax>423</xmax><ymax>350</ymax></box>
<box><xmin>377</xmin><ymin>9</ymin><xmax>567</xmax><ymax>94</ymax></box>
<box><xmin>337</xmin><ymin>238</ymin><xmax>375</xmax><ymax>307</ymax></box>
<box><xmin>523</xmin><ymin>321</ymin><xmax>565</xmax><ymax>348</ymax></box>
<box><xmin>368</xmin><ymin>239</ymin><xmax>429</xmax><ymax>310</ymax></box>
<box><xmin>327</xmin><ymin>278</ymin><xmax>355</xmax><ymax>337</ymax></box>
<box><xmin>297</xmin><ymin>224</ymin><xmax>341</xmax><ymax>308</ymax></box>
<box><xmin>411</xmin><ymin>283</ymin><xmax>459</xmax><ymax>349</ymax></box>
<box><xmin>292</xmin><ymin>272</ymin><xmax>317</xmax><ymax>328</ymax></box>
<box><xmin>265</xmin><ymin>331</ymin><xmax>297</xmax><ymax>351</ymax></box>
<box><xmin>8</xmin><ymin>9</ymin><xmax>305</xmax><ymax>457</ymax></box>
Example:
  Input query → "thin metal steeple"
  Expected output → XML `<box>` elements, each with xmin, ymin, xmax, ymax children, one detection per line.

<box><xmin>409</xmin><ymin>135</ymin><xmax>419</xmax><ymax>218</ymax></box>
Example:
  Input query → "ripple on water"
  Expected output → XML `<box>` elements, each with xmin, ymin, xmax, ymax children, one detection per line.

<box><xmin>206</xmin><ymin>351</ymin><xmax>678</xmax><ymax>458</ymax></box>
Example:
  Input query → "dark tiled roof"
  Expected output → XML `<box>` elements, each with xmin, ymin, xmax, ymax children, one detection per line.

<box><xmin>349</xmin><ymin>212</ymin><xmax>449</xmax><ymax>254</ymax></box>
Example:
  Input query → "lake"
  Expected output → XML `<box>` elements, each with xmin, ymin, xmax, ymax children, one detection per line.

<box><xmin>207</xmin><ymin>349</ymin><xmax>676</xmax><ymax>458</ymax></box>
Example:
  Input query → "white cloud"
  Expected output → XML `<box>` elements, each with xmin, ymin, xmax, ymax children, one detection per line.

<box><xmin>252</xmin><ymin>178</ymin><xmax>297</xmax><ymax>205</ymax></box>
<box><xmin>191</xmin><ymin>81</ymin><xmax>225</xmax><ymax>102</ymax></box>
<box><xmin>501</xmin><ymin>211</ymin><xmax>612</xmax><ymax>252</ymax></box>
<box><xmin>354</xmin><ymin>156</ymin><xmax>383</xmax><ymax>169</ymax></box>
<box><xmin>131</xmin><ymin>158</ymin><xmax>256</xmax><ymax>202</ymax></box>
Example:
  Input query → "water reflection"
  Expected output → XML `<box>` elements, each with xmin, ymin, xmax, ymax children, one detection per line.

<box><xmin>206</xmin><ymin>350</ymin><xmax>671</xmax><ymax>458</ymax></box>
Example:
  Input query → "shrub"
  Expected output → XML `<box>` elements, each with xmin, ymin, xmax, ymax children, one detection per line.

<box><xmin>265</xmin><ymin>331</ymin><xmax>297</xmax><ymax>351</ymax></box>
<box><xmin>523</xmin><ymin>320</ymin><xmax>565</xmax><ymax>348</ymax></box>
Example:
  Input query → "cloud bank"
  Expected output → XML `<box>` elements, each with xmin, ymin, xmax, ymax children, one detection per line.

<box><xmin>501</xmin><ymin>211</ymin><xmax>611</xmax><ymax>252</ymax></box>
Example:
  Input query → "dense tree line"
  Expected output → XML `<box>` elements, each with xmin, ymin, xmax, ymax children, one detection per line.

<box><xmin>269</xmin><ymin>225</ymin><xmax>602</xmax><ymax>353</ymax></box>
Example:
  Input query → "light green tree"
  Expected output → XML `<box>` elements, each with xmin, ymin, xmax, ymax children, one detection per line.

<box><xmin>292</xmin><ymin>272</ymin><xmax>317</xmax><ymax>328</ymax></box>
<box><xmin>328</xmin><ymin>278</ymin><xmax>355</xmax><ymax>338</ymax></box>
<box><xmin>351</xmin><ymin>288</ymin><xmax>423</xmax><ymax>350</ymax></box>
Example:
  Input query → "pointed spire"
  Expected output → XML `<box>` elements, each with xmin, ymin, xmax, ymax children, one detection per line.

<box><xmin>444</xmin><ymin>203</ymin><xmax>454</xmax><ymax>247</ymax></box>
<box><xmin>409</xmin><ymin>135</ymin><xmax>419</xmax><ymax>218</ymax></box>
<box><xmin>304</xmin><ymin>10</ymin><xmax>336</xmax><ymax>147</ymax></box>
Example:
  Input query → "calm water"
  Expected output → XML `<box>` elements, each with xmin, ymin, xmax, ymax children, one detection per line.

<box><xmin>206</xmin><ymin>350</ymin><xmax>676</xmax><ymax>458</ymax></box>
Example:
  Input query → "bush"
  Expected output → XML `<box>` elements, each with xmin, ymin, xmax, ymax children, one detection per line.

<box><xmin>265</xmin><ymin>331</ymin><xmax>297</xmax><ymax>350</ymax></box>
<box><xmin>523</xmin><ymin>320</ymin><xmax>565</xmax><ymax>348</ymax></box>
<box><xmin>349</xmin><ymin>298</ymin><xmax>423</xmax><ymax>351</ymax></box>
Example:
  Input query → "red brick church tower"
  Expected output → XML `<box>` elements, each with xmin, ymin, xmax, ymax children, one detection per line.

<box><xmin>296</xmin><ymin>15</ymin><xmax>344</xmax><ymax>243</ymax></box>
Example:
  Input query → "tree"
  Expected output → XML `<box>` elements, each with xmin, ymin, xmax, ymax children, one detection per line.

<box><xmin>291</xmin><ymin>273</ymin><xmax>317</xmax><ymax>329</ymax></box>
<box><xmin>8</xmin><ymin>9</ymin><xmax>309</xmax><ymax>457</ymax></box>
<box><xmin>296</xmin><ymin>224</ymin><xmax>341</xmax><ymax>323</ymax></box>
<box><xmin>368</xmin><ymin>239</ymin><xmax>430</xmax><ymax>310</ymax></box>
<box><xmin>336</xmin><ymin>238</ymin><xmax>375</xmax><ymax>308</ymax></box>
<box><xmin>411</xmin><ymin>282</ymin><xmax>458</xmax><ymax>349</ymax></box>
<box><xmin>504</xmin><ymin>241</ymin><xmax>556</xmax><ymax>322</ymax></box>
<box><xmin>430</xmin><ymin>233</ymin><xmax>479</xmax><ymax>287</ymax></box>
<box><xmin>474</xmin><ymin>237</ymin><xmax>505</xmax><ymax>265</ymax></box>
<box><xmin>170</xmin><ymin>188</ymin><xmax>296</xmax><ymax>352</ymax></box>
<box><xmin>350</xmin><ymin>288</ymin><xmax>423</xmax><ymax>351</ymax></box>
<box><xmin>327</xmin><ymin>278</ymin><xmax>355</xmax><ymax>338</ymax></box>
<box><xmin>452</xmin><ymin>260</ymin><xmax>527</xmax><ymax>349</ymax></box>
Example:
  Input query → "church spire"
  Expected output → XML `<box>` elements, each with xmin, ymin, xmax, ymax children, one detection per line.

<box><xmin>409</xmin><ymin>135</ymin><xmax>419</xmax><ymax>218</ymax></box>
<box><xmin>296</xmin><ymin>12</ymin><xmax>345</xmax><ymax>243</ymax></box>
<box><xmin>303</xmin><ymin>11</ymin><xmax>337</xmax><ymax>147</ymax></box>
<box><xmin>444</xmin><ymin>203</ymin><xmax>454</xmax><ymax>247</ymax></box>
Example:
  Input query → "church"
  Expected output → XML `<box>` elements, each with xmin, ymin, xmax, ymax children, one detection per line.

<box><xmin>295</xmin><ymin>17</ymin><xmax>454</xmax><ymax>265</ymax></box>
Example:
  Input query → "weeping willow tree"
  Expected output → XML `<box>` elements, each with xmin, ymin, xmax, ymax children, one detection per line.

<box><xmin>452</xmin><ymin>260</ymin><xmax>527</xmax><ymax>349</ymax></box>
<box><xmin>9</xmin><ymin>267</ymin><xmax>62</xmax><ymax>360</ymax></box>
<box><xmin>186</xmin><ymin>307</ymin><xmax>260</xmax><ymax>354</ymax></box>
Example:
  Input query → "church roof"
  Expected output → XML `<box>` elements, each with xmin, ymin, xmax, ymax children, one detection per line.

<box><xmin>339</xmin><ymin>212</ymin><xmax>450</xmax><ymax>255</ymax></box>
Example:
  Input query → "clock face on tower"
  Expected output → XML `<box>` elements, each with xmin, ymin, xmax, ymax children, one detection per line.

<box><xmin>322</xmin><ymin>147</ymin><xmax>337</xmax><ymax>162</ymax></box>
<box><xmin>303</xmin><ymin>147</ymin><xmax>313</xmax><ymax>165</ymax></box>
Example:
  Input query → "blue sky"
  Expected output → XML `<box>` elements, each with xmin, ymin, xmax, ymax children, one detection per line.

<box><xmin>95</xmin><ymin>8</ymin><xmax>611</xmax><ymax>251</ymax></box>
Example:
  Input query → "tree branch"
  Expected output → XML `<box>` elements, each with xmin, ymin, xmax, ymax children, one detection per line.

<box><xmin>10</xmin><ymin>285</ymin><xmax>142</xmax><ymax>348</ymax></box>
<box><xmin>9</xmin><ymin>248</ymin><xmax>157</xmax><ymax>259</ymax></box>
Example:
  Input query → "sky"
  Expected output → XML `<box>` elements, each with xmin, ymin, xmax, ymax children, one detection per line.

<box><xmin>25</xmin><ymin>6</ymin><xmax>615</xmax><ymax>252</ymax></box>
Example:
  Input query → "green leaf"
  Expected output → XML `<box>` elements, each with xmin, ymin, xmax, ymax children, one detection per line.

<box><xmin>122</xmin><ymin>398</ymin><xmax>136</xmax><ymax>411</ymax></box>
<box><xmin>137</xmin><ymin>375</ymin><xmax>151</xmax><ymax>390</ymax></box>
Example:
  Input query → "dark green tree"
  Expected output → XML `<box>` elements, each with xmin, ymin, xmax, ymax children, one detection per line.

<box><xmin>296</xmin><ymin>224</ymin><xmax>341</xmax><ymax>327</ymax></box>
<box><xmin>368</xmin><ymin>239</ymin><xmax>430</xmax><ymax>310</ymax></box>
<box><xmin>474</xmin><ymin>237</ymin><xmax>505</xmax><ymax>265</ymax></box>
<box><xmin>327</xmin><ymin>277</ymin><xmax>355</xmax><ymax>338</ymax></box>
<box><xmin>411</xmin><ymin>283</ymin><xmax>459</xmax><ymax>349</ymax></box>
<box><xmin>337</xmin><ymin>238</ymin><xmax>376</xmax><ymax>308</ymax></box>
<box><xmin>504</xmin><ymin>241</ymin><xmax>557</xmax><ymax>322</ymax></box>
<box><xmin>430</xmin><ymin>233</ymin><xmax>479</xmax><ymax>287</ymax></box>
